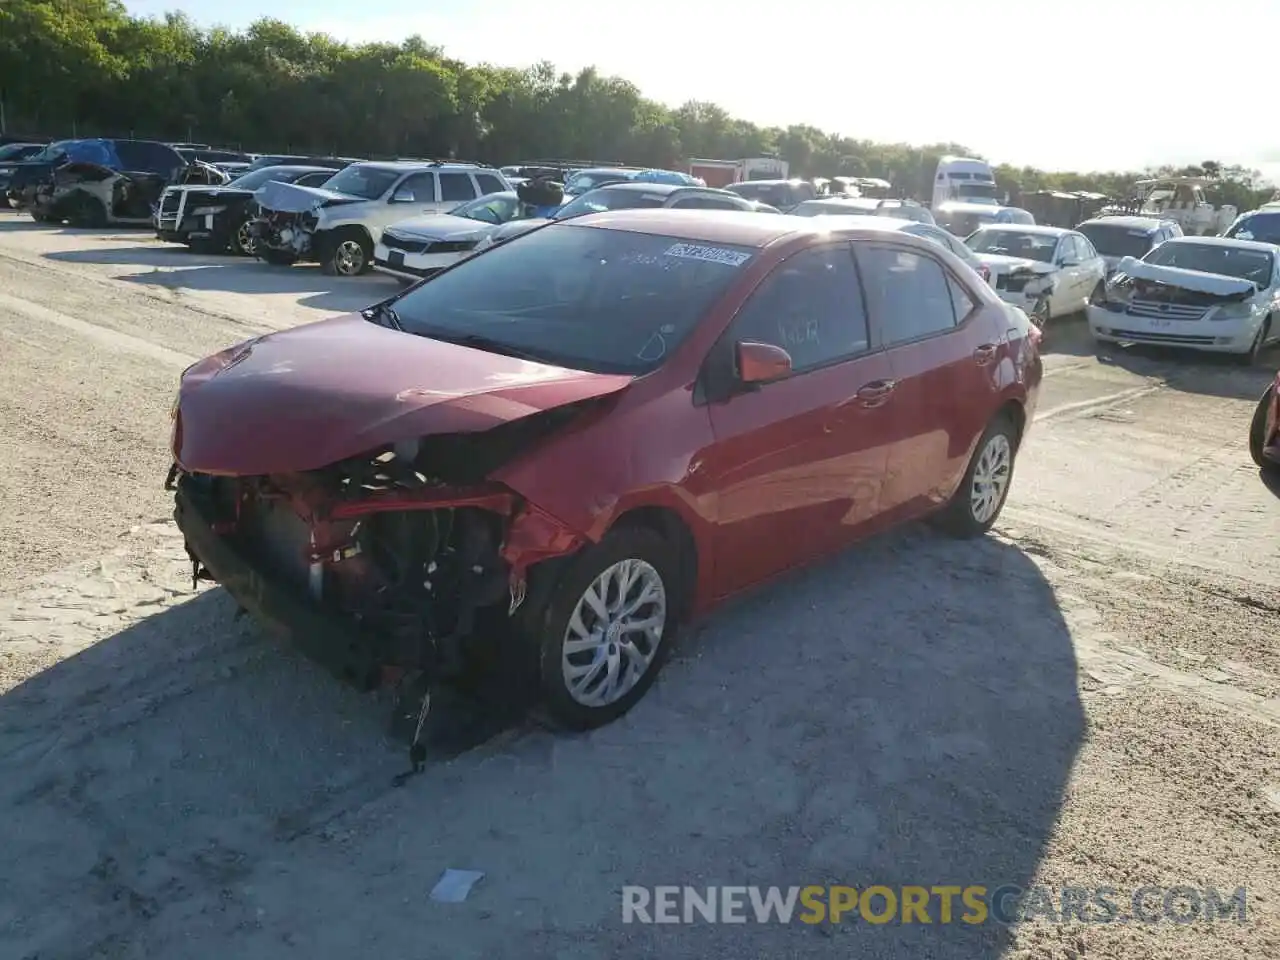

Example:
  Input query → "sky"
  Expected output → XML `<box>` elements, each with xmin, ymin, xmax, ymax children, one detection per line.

<box><xmin>123</xmin><ymin>0</ymin><xmax>1280</xmax><ymax>181</ymax></box>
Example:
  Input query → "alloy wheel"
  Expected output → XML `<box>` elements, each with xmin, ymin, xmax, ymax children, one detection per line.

<box><xmin>234</xmin><ymin>220</ymin><xmax>257</xmax><ymax>255</ymax></box>
<box><xmin>560</xmin><ymin>558</ymin><xmax>667</xmax><ymax>708</ymax></box>
<box><xmin>970</xmin><ymin>433</ymin><xmax>1012</xmax><ymax>524</ymax></box>
<box><xmin>333</xmin><ymin>239</ymin><xmax>365</xmax><ymax>276</ymax></box>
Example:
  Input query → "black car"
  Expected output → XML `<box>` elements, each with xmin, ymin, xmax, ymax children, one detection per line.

<box><xmin>0</xmin><ymin>142</ymin><xmax>47</xmax><ymax>207</ymax></box>
<box><xmin>155</xmin><ymin>165</ymin><xmax>338</xmax><ymax>255</ymax></box>
<box><xmin>8</xmin><ymin>139</ymin><xmax>194</xmax><ymax>225</ymax></box>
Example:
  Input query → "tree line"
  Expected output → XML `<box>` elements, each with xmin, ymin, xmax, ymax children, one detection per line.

<box><xmin>0</xmin><ymin>0</ymin><xmax>1271</xmax><ymax>209</ymax></box>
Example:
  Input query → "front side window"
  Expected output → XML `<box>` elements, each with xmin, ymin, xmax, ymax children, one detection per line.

<box><xmin>857</xmin><ymin>244</ymin><xmax>960</xmax><ymax>344</ymax></box>
<box><xmin>393</xmin><ymin>172</ymin><xmax>437</xmax><ymax>202</ymax></box>
<box><xmin>727</xmin><ymin>245</ymin><xmax>870</xmax><ymax>372</ymax></box>
<box><xmin>389</xmin><ymin>224</ymin><xmax>756</xmax><ymax>375</ymax></box>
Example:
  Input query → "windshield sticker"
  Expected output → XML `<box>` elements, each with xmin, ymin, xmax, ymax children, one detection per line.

<box><xmin>663</xmin><ymin>243</ymin><xmax>751</xmax><ymax>266</ymax></box>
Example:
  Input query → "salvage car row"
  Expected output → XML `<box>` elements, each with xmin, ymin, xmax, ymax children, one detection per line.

<box><xmin>3</xmin><ymin>136</ymin><xmax>1278</xmax><ymax>765</ymax></box>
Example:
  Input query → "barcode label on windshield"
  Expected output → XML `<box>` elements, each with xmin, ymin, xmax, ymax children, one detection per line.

<box><xmin>664</xmin><ymin>243</ymin><xmax>751</xmax><ymax>266</ymax></box>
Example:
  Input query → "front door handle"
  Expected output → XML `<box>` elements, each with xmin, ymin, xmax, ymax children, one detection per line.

<box><xmin>973</xmin><ymin>343</ymin><xmax>998</xmax><ymax>366</ymax></box>
<box><xmin>855</xmin><ymin>379</ymin><xmax>898</xmax><ymax>408</ymax></box>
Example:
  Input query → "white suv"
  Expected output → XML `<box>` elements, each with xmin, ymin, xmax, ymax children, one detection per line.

<box><xmin>251</xmin><ymin>161</ymin><xmax>511</xmax><ymax>275</ymax></box>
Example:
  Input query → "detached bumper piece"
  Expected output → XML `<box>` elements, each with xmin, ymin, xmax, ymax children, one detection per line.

<box><xmin>174</xmin><ymin>478</ymin><xmax>384</xmax><ymax>690</ymax></box>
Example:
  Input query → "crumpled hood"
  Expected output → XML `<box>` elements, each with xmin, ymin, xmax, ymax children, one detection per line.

<box><xmin>1115</xmin><ymin>256</ymin><xmax>1258</xmax><ymax>298</ymax></box>
<box><xmin>382</xmin><ymin>215</ymin><xmax>496</xmax><ymax>242</ymax></box>
<box><xmin>174</xmin><ymin>312</ymin><xmax>632</xmax><ymax>476</ymax></box>
<box><xmin>973</xmin><ymin>253</ymin><xmax>1056</xmax><ymax>275</ymax></box>
<box><xmin>254</xmin><ymin>179</ymin><xmax>361</xmax><ymax>214</ymax></box>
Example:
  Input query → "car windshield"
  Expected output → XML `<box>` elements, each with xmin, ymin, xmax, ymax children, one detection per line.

<box><xmin>27</xmin><ymin>140</ymin><xmax>74</xmax><ymax>162</ymax></box>
<box><xmin>388</xmin><ymin>223</ymin><xmax>756</xmax><ymax>375</ymax></box>
<box><xmin>966</xmin><ymin>229</ymin><xmax>1059</xmax><ymax>263</ymax></box>
<box><xmin>563</xmin><ymin>171</ymin><xmax>632</xmax><ymax>194</ymax></box>
<box><xmin>450</xmin><ymin>192</ymin><xmax>520</xmax><ymax>224</ymax></box>
<box><xmin>1077</xmin><ymin>223</ymin><xmax>1156</xmax><ymax>259</ymax></box>
<box><xmin>1224</xmin><ymin>212</ymin><xmax>1280</xmax><ymax>245</ymax></box>
<box><xmin>789</xmin><ymin>200</ymin><xmax>876</xmax><ymax>217</ymax></box>
<box><xmin>1144</xmin><ymin>242</ymin><xmax>1274</xmax><ymax>286</ymax></box>
<box><xmin>954</xmin><ymin>183</ymin><xmax>999</xmax><ymax>202</ymax></box>
<box><xmin>942</xmin><ymin>211</ymin><xmax>998</xmax><ymax>236</ymax></box>
<box><xmin>322</xmin><ymin>165</ymin><xmax>400</xmax><ymax>200</ymax></box>
<box><xmin>227</xmin><ymin>167</ymin><xmax>312</xmax><ymax>191</ymax></box>
<box><xmin>554</xmin><ymin>187</ymin><xmax>670</xmax><ymax>220</ymax></box>
<box><xmin>0</xmin><ymin>143</ymin><xmax>38</xmax><ymax>161</ymax></box>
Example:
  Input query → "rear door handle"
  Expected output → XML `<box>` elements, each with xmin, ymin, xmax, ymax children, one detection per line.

<box><xmin>973</xmin><ymin>343</ymin><xmax>998</xmax><ymax>366</ymax></box>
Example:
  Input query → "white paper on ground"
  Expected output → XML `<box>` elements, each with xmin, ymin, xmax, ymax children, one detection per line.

<box><xmin>430</xmin><ymin>868</ymin><xmax>486</xmax><ymax>903</ymax></box>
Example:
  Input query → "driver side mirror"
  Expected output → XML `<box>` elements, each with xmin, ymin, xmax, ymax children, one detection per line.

<box><xmin>737</xmin><ymin>340</ymin><xmax>793</xmax><ymax>385</ymax></box>
<box><xmin>390</xmin><ymin>189</ymin><xmax>416</xmax><ymax>203</ymax></box>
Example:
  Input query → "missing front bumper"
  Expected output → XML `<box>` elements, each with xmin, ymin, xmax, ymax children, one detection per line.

<box><xmin>174</xmin><ymin>480</ymin><xmax>384</xmax><ymax>689</ymax></box>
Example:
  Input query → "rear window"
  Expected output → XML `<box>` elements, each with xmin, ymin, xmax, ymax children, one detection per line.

<box><xmin>555</xmin><ymin>187</ymin><xmax>669</xmax><ymax>219</ymax></box>
<box><xmin>389</xmin><ymin>223</ymin><xmax>756</xmax><ymax>375</ymax></box>
<box><xmin>1224</xmin><ymin>212</ymin><xmax>1280</xmax><ymax>245</ymax></box>
<box><xmin>1077</xmin><ymin>222</ymin><xmax>1157</xmax><ymax>259</ymax></box>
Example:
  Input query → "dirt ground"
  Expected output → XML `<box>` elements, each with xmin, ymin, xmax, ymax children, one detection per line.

<box><xmin>1</xmin><ymin>211</ymin><xmax>1278</xmax><ymax>960</ymax></box>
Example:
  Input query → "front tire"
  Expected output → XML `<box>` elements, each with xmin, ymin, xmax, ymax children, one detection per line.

<box><xmin>935</xmin><ymin>414</ymin><xmax>1020</xmax><ymax>538</ymax></box>
<box><xmin>525</xmin><ymin>527</ymin><xmax>677</xmax><ymax>730</ymax></box>
<box><xmin>229</xmin><ymin>217</ymin><xmax>257</xmax><ymax>256</ymax></box>
<box><xmin>1236</xmin><ymin>317</ymin><xmax>1271</xmax><ymax>366</ymax></box>
<box><xmin>322</xmin><ymin>230</ymin><xmax>373</xmax><ymax>276</ymax></box>
<box><xmin>1251</xmin><ymin>386</ymin><xmax>1277</xmax><ymax>471</ymax></box>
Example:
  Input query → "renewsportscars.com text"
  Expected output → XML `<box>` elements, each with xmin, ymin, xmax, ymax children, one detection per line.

<box><xmin>621</xmin><ymin>885</ymin><xmax>1248</xmax><ymax>925</ymax></box>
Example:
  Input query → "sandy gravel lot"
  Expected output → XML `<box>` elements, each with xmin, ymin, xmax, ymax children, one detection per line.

<box><xmin>1</xmin><ymin>213</ymin><xmax>1278</xmax><ymax>960</ymax></box>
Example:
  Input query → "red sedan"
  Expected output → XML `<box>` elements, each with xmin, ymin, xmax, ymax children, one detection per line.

<box><xmin>169</xmin><ymin>210</ymin><xmax>1043</xmax><ymax>732</ymax></box>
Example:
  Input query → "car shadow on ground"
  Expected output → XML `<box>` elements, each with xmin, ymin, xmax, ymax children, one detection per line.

<box><xmin>0</xmin><ymin>524</ymin><xmax>1084</xmax><ymax>959</ymax></box>
<box><xmin>1260</xmin><ymin>467</ymin><xmax>1280</xmax><ymax>499</ymax></box>
<box><xmin>1094</xmin><ymin>340</ymin><xmax>1279</xmax><ymax>401</ymax></box>
<box><xmin>43</xmin><ymin>246</ymin><xmax>399</xmax><ymax>314</ymax></box>
<box><xmin>1041</xmin><ymin>314</ymin><xmax>1096</xmax><ymax>358</ymax></box>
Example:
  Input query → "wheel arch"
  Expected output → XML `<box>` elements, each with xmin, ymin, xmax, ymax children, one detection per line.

<box><xmin>606</xmin><ymin>505</ymin><xmax>699</xmax><ymax>621</ymax></box>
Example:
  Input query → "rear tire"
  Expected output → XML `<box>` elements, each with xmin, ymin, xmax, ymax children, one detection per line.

<box><xmin>934</xmin><ymin>413</ymin><xmax>1020</xmax><ymax>538</ymax></box>
<box><xmin>521</xmin><ymin>527</ymin><xmax>678</xmax><ymax>731</ymax></box>
<box><xmin>68</xmin><ymin>195</ymin><xmax>108</xmax><ymax>228</ymax></box>
<box><xmin>259</xmin><ymin>248</ymin><xmax>297</xmax><ymax>266</ymax></box>
<box><xmin>1251</xmin><ymin>386</ymin><xmax>1277</xmax><ymax>471</ymax></box>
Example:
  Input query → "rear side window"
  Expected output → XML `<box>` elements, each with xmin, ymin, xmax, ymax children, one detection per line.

<box><xmin>440</xmin><ymin>173</ymin><xmax>477</xmax><ymax>202</ymax></box>
<box><xmin>474</xmin><ymin>173</ymin><xmax>505</xmax><ymax>195</ymax></box>
<box><xmin>857</xmin><ymin>244</ymin><xmax>960</xmax><ymax>344</ymax></box>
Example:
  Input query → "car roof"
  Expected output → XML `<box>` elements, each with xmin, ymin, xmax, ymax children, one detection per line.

<box><xmin>587</xmin><ymin>182</ymin><xmax>721</xmax><ymax>197</ymax></box>
<box><xmin>563</xmin><ymin>208</ymin><xmax>944</xmax><ymax>247</ymax></box>
<box><xmin>971</xmin><ymin>223</ymin><xmax>1073</xmax><ymax>237</ymax></box>
<box><xmin>1163</xmin><ymin>235</ymin><xmax>1278</xmax><ymax>254</ymax></box>
<box><xmin>782</xmin><ymin>213</ymin><xmax>921</xmax><ymax>231</ymax></box>
<box><xmin>1077</xmin><ymin>216</ymin><xmax>1168</xmax><ymax>232</ymax></box>
<box><xmin>253</xmin><ymin>165</ymin><xmax>334</xmax><ymax>176</ymax></box>
<box><xmin>352</xmin><ymin>160</ymin><xmax>495</xmax><ymax>172</ymax></box>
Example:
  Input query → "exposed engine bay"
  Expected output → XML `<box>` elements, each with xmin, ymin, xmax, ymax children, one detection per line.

<box><xmin>168</xmin><ymin>398</ymin><xmax>601</xmax><ymax>767</ymax></box>
<box><xmin>31</xmin><ymin>159</ymin><xmax>228</xmax><ymax>226</ymax></box>
<box><xmin>250</xmin><ymin>180</ymin><xmax>361</xmax><ymax>263</ymax></box>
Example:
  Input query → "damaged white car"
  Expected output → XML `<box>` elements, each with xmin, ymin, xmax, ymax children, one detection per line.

<box><xmin>965</xmin><ymin>225</ymin><xmax>1106</xmax><ymax>330</ymax></box>
<box><xmin>251</xmin><ymin>161</ymin><xmax>512</xmax><ymax>275</ymax></box>
<box><xmin>1087</xmin><ymin>236</ymin><xmax>1280</xmax><ymax>364</ymax></box>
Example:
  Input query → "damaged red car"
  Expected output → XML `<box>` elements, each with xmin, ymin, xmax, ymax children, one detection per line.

<box><xmin>169</xmin><ymin>209</ymin><xmax>1042</xmax><ymax>732</ymax></box>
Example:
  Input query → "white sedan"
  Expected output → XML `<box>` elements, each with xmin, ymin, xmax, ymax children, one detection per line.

<box><xmin>1087</xmin><ymin>236</ymin><xmax>1280</xmax><ymax>364</ymax></box>
<box><xmin>372</xmin><ymin>192</ymin><xmax>523</xmax><ymax>282</ymax></box>
<box><xmin>965</xmin><ymin>225</ymin><xmax>1107</xmax><ymax>329</ymax></box>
